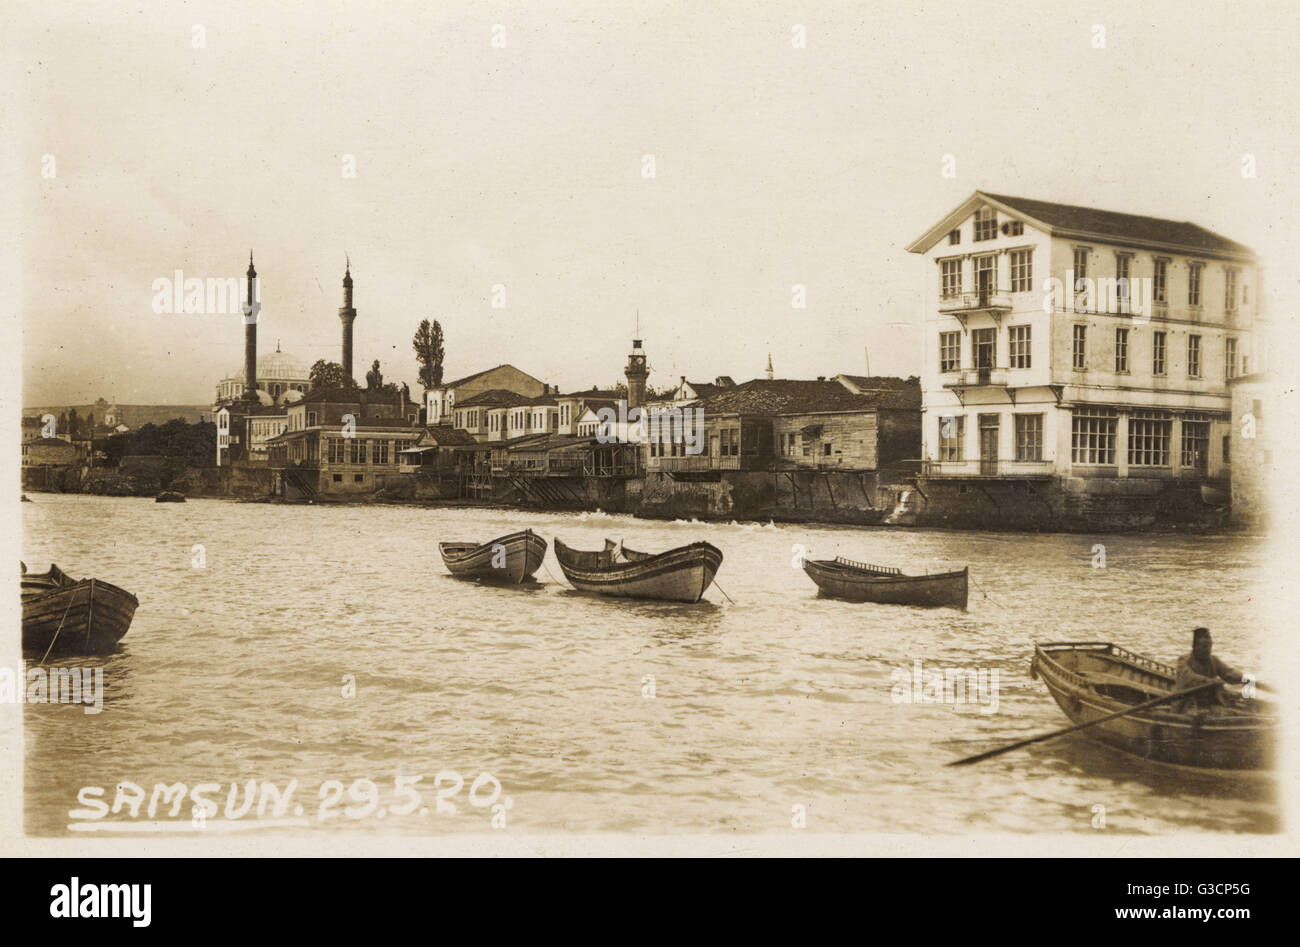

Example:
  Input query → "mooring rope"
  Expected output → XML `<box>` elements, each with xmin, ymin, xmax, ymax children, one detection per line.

<box><xmin>38</xmin><ymin>586</ymin><xmax>78</xmax><ymax>667</ymax></box>
<box><xmin>968</xmin><ymin>573</ymin><xmax>1008</xmax><ymax>612</ymax></box>
<box><xmin>712</xmin><ymin>581</ymin><xmax>736</xmax><ymax>605</ymax></box>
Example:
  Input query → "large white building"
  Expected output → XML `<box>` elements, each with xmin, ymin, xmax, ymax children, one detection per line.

<box><xmin>906</xmin><ymin>192</ymin><xmax>1258</xmax><ymax>496</ymax></box>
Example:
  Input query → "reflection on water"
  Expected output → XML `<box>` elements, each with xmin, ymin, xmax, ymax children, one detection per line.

<box><xmin>21</xmin><ymin>495</ymin><xmax>1276</xmax><ymax>835</ymax></box>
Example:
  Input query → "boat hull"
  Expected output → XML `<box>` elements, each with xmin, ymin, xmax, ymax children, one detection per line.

<box><xmin>553</xmin><ymin>539</ymin><xmax>723</xmax><ymax>603</ymax></box>
<box><xmin>438</xmin><ymin>530</ymin><xmax>547</xmax><ymax>584</ymax></box>
<box><xmin>804</xmin><ymin>560</ymin><xmax>968</xmax><ymax>608</ymax></box>
<box><xmin>22</xmin><ymin>577</ymin><xmax>139</xmax><ymax>657</ymax></box>
<box><xmin>1031</xmin><ymin>642</ymin><xmax>1274</xmax><ymax>771</ymax></box>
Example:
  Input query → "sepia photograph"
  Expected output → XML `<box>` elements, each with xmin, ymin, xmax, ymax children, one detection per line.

<box><xmin>2</xmin><ymin>0</ymin><xmax>1298</xmax><ymax>907</ymax></box>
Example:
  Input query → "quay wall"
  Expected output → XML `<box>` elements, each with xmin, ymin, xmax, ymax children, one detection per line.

<box><xmin>908</xmin><ymin>477</ymin><xmax>1227</xmax><ymax>532</ymax></box>
<box><xmin>22</xmin><ymin>463</ymin><xmax>1235</xmax><ymax>532</ymax></box>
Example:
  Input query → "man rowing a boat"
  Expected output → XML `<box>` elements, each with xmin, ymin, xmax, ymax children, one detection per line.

<box><xmin>1174</xmin><ymin>627</ymin><xmax>1260</xmax><ymax>712</ymax></box>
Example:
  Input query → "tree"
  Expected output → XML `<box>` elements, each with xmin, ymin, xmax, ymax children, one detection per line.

<box><xmin>68</xmin><ymin>408</ymin><xmax>80</xmax><ymax>439</ymax></box>
<box><xmin>309</xmin><ymin>359</ymin><xmax>351</xmax><ymax>391</ymax></box>
<box><xmin>413</xmin><ymin>319</ymin><xmax>445</xmax><ymax>390</ymax></box>
<box><xmin>366</xmin><ymin>359</ymin><xmax>384</xmax><ymax>389</ymax></box>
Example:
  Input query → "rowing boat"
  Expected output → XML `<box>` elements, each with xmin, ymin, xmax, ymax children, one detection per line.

<box><xmin>803</xmin><ymin>556</ymin><xmax>968</xmax><ymax>608</ymax></box>
<box><xmin>21</xmin><ymin>562</ymin><xmax>139</xmax><ymax>657</ymax></box>
<box><xmin>438</xmin><ymin>529</ymin><xmax>548</xmax><ymax>584</ymax></box>
<box><xmin>552</xmin><ymin>538</ymin><xmax>723</xmax><ymax>603</ymax></box>
<box><xmin>1030</xmin><ymin>641</ymin><xmax>1275</xmax><ymax>771</ymax></box>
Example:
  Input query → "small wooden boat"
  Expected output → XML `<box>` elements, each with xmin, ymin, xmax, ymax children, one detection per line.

<box><xmin>553</xmin><ymin>538</ymin><xmax>723</xmax><ymax>603</ymax></box>
<box><xmin>438</xmin><ymin>529</ymin><xmax>547</xmax><ymax>584</ymax></box>
<box><xmin>155</xmin><ymin>491</ymin><xmax>186</xmax><ymax>502</ymax></box>
<box><xmin>1031</xmin><ymin>642</ymin><xmax>1275</xmax><ymax>771</ymax></box>
<box><xmin>21</xmin><ymin>562</ymin><xmax>139</xmax><ymax>656</ymax></box>
<box><xmin>803</xmin><ymin>556</ymin><xmax>968</xmax><ymax>608</ymax></box>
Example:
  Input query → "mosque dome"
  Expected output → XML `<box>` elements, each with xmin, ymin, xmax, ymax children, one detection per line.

<box><xmin>225</xmin><ymin>344</ymin><xmax>309</xmax><ymax>383</ymax></box>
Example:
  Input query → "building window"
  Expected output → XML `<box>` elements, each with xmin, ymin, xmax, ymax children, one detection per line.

<box><xmin>973</xmin><ymin>206</ymin><xmax>997</xmax><ymax>241</ymax></box>
<box><xmin>1187</xmin><ymin>335</ymin><xmax>1201</xmax><ymax>377</ymax></box>
<box><xmin>1008</xmin><ymin>325</ymin><xmax>1031</xmax><ymax>369</ymax></box>
<box><xmin>1225</xmin><ymin>268</ymin><xmax>1238</xmax><ymax>312</ymax></box>
<box><xmin>1071</xmin><ymin>408</ymin><xmax>1117</xmax><ymax>465</ymax></box>
<box><xmin>1128</xmin><ymin>411</ymin><xmax>1172</xmax><ymax>467</ymax></box>
<box><xmin>1009</xmin><ymin>249</ymin><xmax>1033</xmax><ymax>292</ymax></box>
<box><xmin>939</xmin><ymin>331</ymin><xmax>961</xmax><ymax>373</ymax></box>
<box><xmin>1223</xmin><ymin>434</ymin><xmax>1230</xmax><ymax>464</ymax></box>
<box><xmin>940</xmin><ymin>259</ymin><xmax>962</xmax><ymax>298</ymax></box>
<box><xmin>1072</xmin><ymin>325</ymin><xmax>1087</xmax><ymax>370</ymax></box>
<box><xmin>1225</xmin><ymin>337</ymin><xmax>1238</xmax><ymax>380</ymax></box>
<box><xmin>1005</xmin><ymin>220</ymin><xmax>1024</xmax><ymax>237</ymax></box>
<box><xmin>333</xmin><ymin>473</ymin><xmax>342</xmax><ymax>483</ymax></box>
<box><xmin>1115</xmin><ymin>254</ymin><xmax>1131</xmax><ymax>313</ymax></box>
<box><xmin>1152</xmin><ymin>331</ymin><xmax>1166</xmax><ymax>375</ymax></box>
<box><xmin>939</xmin><ymin>416</ymin><xmax>965</xmax><ymax>461</ymax></box>
<box><xmin>350</xmin><ymin>439</ymin><xmax>366</xmax><ymax>464</ymax></box>
<box><xmin>1073</xmin><ymin>247</ymin><xmax>1089</xmax><ymax>284</ymax></box>
<box><xmin>1153</xmin><ymin>259</ymin><xmax>1167</xmax><ymax>304</ymax></box>
<box><xmin>308</xmin><ymin>411</ymin><xmax>317</xmax><ymax>426</ymax></box>
<box><xmin>1015</xmin><ymin>414</ymin><xmax>1043</xmax><ymax>462</ymax></box>
<box><xmin>948</xmin><ymin>229</ymin><xmax>960</xmax><ymax>245</ymax></box>
<box><xmin>354</xmin><ymin>473</ymin><xmax>364</xmax><ymax>483</ymax></box>
<box><xmin>1181</xmin><ymin>418</ymin><xmax>1209</xmax><ymax>471</ymax></box>
<box><xmin>1188</xmin><ymin>263</ymin><xmax>1203</xmax><ymax>307</ymax></box>
<box><xmin>372</xmin><ymin>440</ymin><xmax>389</xmax><ymax>465</ymax></box>
<box><xmin>972</xmin><ymin>327</ymin><xmax>996</xmax><ymax>370</ymax></box>
<box><xmin>974</xmin><ymin>255</ymin><xmax>996</xmax><ymax>294</ymax></box>
<box><xmin>822</xmin><ymin>442</ymin><xmax>832</xmax><ymax>456</ymax></box>
<box><xmin>1115</xmin><ymin>327</ymin><xmax>1129</xmax><ymax>373</ymax></box>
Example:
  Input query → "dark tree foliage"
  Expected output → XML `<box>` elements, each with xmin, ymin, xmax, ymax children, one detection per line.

<box><xmin>413</xmin><ymin>319</ymin><xmax>445</xmax><ymax>390</ymax></box>
<box><xmin>309</xmin><ymin>360</ymin><xmax>353</xmax><ymax>390</ymax></box>
<box><xmin>120</xmin><ymin>420</ymin><xmax>217</xmax><ymax>468</ymax></box>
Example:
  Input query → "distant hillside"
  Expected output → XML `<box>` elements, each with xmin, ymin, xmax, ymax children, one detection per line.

<box><xmin>23</xmin><ymin>404</ymin><xmax>213</xmax><ymax>426</ymax></box>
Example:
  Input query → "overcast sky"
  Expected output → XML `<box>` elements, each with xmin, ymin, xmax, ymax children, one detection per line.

<box><xmin>12</xmin><ymin>0</ymin><xmax>1298</xmax><ymax>405</ymax></box>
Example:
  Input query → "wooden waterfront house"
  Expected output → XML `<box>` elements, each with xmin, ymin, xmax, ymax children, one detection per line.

<box><xmin>644</xmin><ymin>377</ymin><xmax>920</xmax><ymax>477</ymax></box>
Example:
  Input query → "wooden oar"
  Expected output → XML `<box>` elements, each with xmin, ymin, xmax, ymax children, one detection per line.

<box><xmin>946</xmin><ymin>680</ymin><xmax>1221</xmax><ymax>767</ymax></box>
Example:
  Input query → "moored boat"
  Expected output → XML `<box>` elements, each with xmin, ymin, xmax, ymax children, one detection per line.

<box><xmin>1030</xmin><ymin>641</ymin><xmax>1275</xmax><ymax>771</ymax></box>
<box><xmin>21</xmin><ymin>562</ymin><xmax>139</xmax><ymax>657</ymax></box>
<box><xmin>803</xmin><ymin>556</ymin><xmax>968</xmax><ymax>608</ymax></box>
<box><xmin>438</xmin><ymin>529</ymin><xmax>548</xmax><ymax>584</ymax></box>
<box><xmin>155</xmin><ymin>491</ymin><xmax>186</xmax><ymax>502</ymax></box>
<box><xmin>553</xmin><ymin>538</ymin><xmax>723</xmax><ymax>603</ymax></box>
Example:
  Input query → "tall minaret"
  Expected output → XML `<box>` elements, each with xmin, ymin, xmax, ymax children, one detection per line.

<box><xmin>339</xmin><ymin>257</ymin><xmax>356</xmax><ymax>383</ymax></box>
<box><xmin>625</xmin><ymin>338</ymin><xmax>648</xmax><ymax>410</ymax></box>
<box><xmin>766</xmin><ymin>353</ymin><xmax>774</xmax><ymax>381</ymax></box>
<box><xmin>243</xmin><ymin>251</ymin><xmax>258</xmax><ymax>402</ymax></box>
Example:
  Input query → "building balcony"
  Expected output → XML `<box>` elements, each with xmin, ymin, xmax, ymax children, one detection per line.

<box><xmin>943</xmin><ymin>366</ymin><xmax>1009</xmax><ymax>389</ymax></box>
<box><xmin>938</xmin><ymin>289</ymin><xmax>1013</xmax><ymax>317</ymax></box>
<box><xmin>920</xmin><ymin>459</ymin><xmax>1057</xmax><ymax>479</ymax></box>
<box><xmin>650</xmin><ymin>454</ymin><xmax>714</xmax><ymax>473</ymax></box>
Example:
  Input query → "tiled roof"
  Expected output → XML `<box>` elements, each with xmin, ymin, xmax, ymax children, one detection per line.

<box><xmin>984</xmin><ymin>192</ymin><xmax>1255</xmax><ymax>257</ymax></box>
<box><xmin>456</xmin><ymin>389</ymin><xmax>535</xmax><ymax>408</ymax></box>
<box><xmin>557</xmin><ymin>388</ymin><xmax>622</xmax><ymax>400</ymax></box>
<box><xmin>700</xmin><ymin>379</ymin><xmax>919</xmax><ymax>416</ymax></box>
<box><xmin>423</xmin><ymin>425</ymin><xmax>479</xmax><ymax>446</ymax></box>
<box><xmin>440</xmin><ymin>364</ymin><xmax>542</xmax><ymax>390</ymax></box>
<box><xmin>300</xmin><ymin>385</ymin><xmax>406</xmax><ymax>405</ymax></box>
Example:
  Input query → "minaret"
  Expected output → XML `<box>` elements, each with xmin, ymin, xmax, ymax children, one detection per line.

<box><xmin>766</xmin><ymin>353</ymin><xmax>774</xmax><ymax>381</ymax></box>
<box><xmin>339</xmin><ymin>258</ymin><xmax>356</xmax><ymax>383</ymax></box>
<box><xmin>625</xmin><ymin>338</ymin><xmax>648</xmax><ymax>410</ymax></box>
<box><xmin>243</xmin><ymin>251</ymin><xmax>258</xmax><ymax>402</ymax></box>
